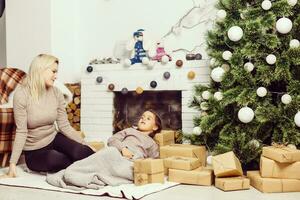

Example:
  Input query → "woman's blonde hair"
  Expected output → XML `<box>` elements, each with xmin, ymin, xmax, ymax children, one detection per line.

<box><xmin>24</xmin><ymin>54</ymin><xmax>59</xmax><ymax>101</ymax></box>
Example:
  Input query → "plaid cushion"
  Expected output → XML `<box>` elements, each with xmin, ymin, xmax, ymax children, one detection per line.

<box><xmin>0</xmin><ymin>108</ymin><xmax>16</xmax><ymax>152</ymax></box>
<box><xmin>0</xmin><ymin>68</ymin><xmax>26</xmax><ymax>104</ymax></box>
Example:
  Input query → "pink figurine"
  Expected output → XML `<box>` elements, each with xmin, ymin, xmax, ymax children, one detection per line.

<box><xmin>152</xmin><ymin>42</ymin><xmax>172</xmax><ymax>63</ymax></box>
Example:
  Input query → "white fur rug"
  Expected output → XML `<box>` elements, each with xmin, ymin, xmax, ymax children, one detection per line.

<box><xmin>0</xmin><ymin>165</ymin><xmax>178</xmax><ymax>199</ymax></box>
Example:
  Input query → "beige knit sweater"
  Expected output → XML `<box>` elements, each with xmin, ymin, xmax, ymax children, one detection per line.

<box><xmin>10</xmin><ymin>86</ymin><xmax>85</xmax><ymax>164</ymax></box>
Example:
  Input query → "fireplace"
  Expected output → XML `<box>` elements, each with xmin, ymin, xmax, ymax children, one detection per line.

<box><xmin>113</xmin><ymin>91</ymin><xmax>182</xmax><ymax>133</ymax></box>
<box><xmin>81</xmin><ymin>60</ymin><xmax>210</xmax><ymax>142</ymax></box>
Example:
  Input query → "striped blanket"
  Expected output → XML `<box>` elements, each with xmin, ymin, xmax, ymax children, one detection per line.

<box><xmin>0</xmin><ymin>108</ymin><xmax>15</xmax><ymax>153</ymax></box>
<box><xmin>0</xmin><ymin>68</ymin><xmax>26</xmax><ymax>105</ymax></box>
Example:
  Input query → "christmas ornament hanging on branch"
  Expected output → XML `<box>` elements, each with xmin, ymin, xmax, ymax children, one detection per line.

<box><xmin>261</xmin><ymin>0</ymin><xmax>272</xmax><ymax>10</ymax></box>
<box><xmin>276</xmin><ymin>17</ymin><xmax>293</xmax><ymax>34</ymax></box>
<box><xmin>227</xmin><ymin>26</ymin><xmax>243</xmax><ymax>42</ymax></box>
<box><xmin>238</xmin><ymin>107</ymin><xmax>255</xmax><ymax>123</ymax></box>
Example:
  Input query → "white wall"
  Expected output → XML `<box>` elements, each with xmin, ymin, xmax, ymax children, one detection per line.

<box><xmin>75</xmin><ymin>0</ymin><xmax>217</xmax><ymax>82</ymax></box>
<box><xmin>0</xmin><ymin>11</ymin><xmax>5</xmax><ymax>67</ymax></box>
<box><xmin>5</xmin><ymin>0</ymin><xmax>217</xmax><ymax>82</ymax></box>
<box><xmin>6</xmin><ymin>0</ymin><xmax>51</xmax><ymax>72</ymax></box>
<box><xmin>51</xmin><ymin>0</ymin><xmax>82</xmax><ymax>83</ymax></box>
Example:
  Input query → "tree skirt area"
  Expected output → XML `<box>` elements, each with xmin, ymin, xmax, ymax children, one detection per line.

<box><xmin>0</xmin><ymin>165</ymin><xmax>179</xmax><ymax>200</ymax></box>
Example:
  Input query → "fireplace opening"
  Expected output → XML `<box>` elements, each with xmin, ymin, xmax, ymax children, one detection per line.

<box><xmin>113</xmin><ymin>91</ymin><xmax>182</xmax><ymax>133</ymax></box>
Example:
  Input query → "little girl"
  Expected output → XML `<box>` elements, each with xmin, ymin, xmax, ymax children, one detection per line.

<box><xmin>108</xmin><ymin>109</ymin><xmax>162</xmax><ymax>160</ymax></box>
<box><xmin>46</xmin><ymin>110</ymin><xmax>162</xmax><ymax>189</ymax></box>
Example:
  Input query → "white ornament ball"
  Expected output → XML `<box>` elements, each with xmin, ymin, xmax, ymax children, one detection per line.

<box><xmin>147</xmin><ymin>60</ymin><xmax>156</xmax><ymax>69</ymax></box>
<box><xmin>214</xmin><ymin>91</ymin><xmax>223</xmax><ymax>101</ymax></box>
<box><xmin>249</xmin><ymin>139</ymin><xmax>260</xmax><ymax>148</ymax></box>
<box><xmin>222</xmin><ymin>51</ymin><xmax>232</xmax><ymax>60</ymax></box>
<box><xmin>142</xmin><ymin>57</ymin><xmax>149</xmax><ymax>65</ymax></box>
<box><xmin>200</xmin><ymin>102</ymin><xmax>209</xmax><ymax>111</ymax></box>
<box><xmin>294</xmin><ymin>111</ymin><xmax>300</xmax><ymax>127</ymax></box>
<box><xmin>192</xmin><ymin>126</ymin><xmax>202</xmax><ymax>135</ymax></box>
<box><xmin>221</xmin><ymin>64</ymin><xmax>230</xmax><ymax>72</ymax></box>
<box><xmin>287</xmin><ymin>144</ymin><xmax>297</xmax><ymax>149</ymax></box>
<box><xmin>182</xmin><ymin>138</ymin><xmax>191</xmax><ymax>144</ymax></box>
<box><xmin>201</xmin><ymin>112</ymin><xmax>208</xmax><ymax>117</ymax></box>
<box><xmin>238</xmin><ymin>107</ymin><xmax>255</xmax><ymax>123</ymax></box>
<box><xmin>211</xmin><ymin>67</ymin><xmax>225</xmax><ymax>82</ymax></box>
<box><xmin>210</xmin><ymin>58</ymin><xmax>216</xmax><ymax>66</ymax></box>
<box><xmin>256</xmin><ymin>87</ymin><xmax>267</xmax><ymax>97</ymax></box>
<box><xmin>161</xmin><ymin>55</ymin><xmax>169</xmax><ymax>64</ymax></box>
<box><xmin>287</xmin><ymin>0</ymin><xmax>298</xmax><ymax>6</ymax></box>
<box><xmin>244</xmin><ymin>62</ymin><xmax>255</xmax><ymax>72</ymax></box>
<box><xmin>281</xmin><ymin>94</ymin><xmax>292</xmax><ymax>104</ymax></box>
<box><xmin>266</xmin><ymin>54</ymin><xmax>276</xmax><ymax>65</ymax></box>
<box><xmin>261</xmin><ymin>0</ymin><xmax>272</xmax><ymax>10</ymax></box>
<box><xmin>276</xmin><ymin>17</ymin><xmax>293</xmax><ymax>34</ymax></box>
<box><xmin>216</xmin><ymin>10</ymin><xmax>227</xmax><ymax>21</ymax></box>
<box><xmin>290</xmin><ymin>39</ymin><xmax>300</xmax><ymax>48</ymax></box>
<box><xmin>228</xmin><ymin>26</ymin><xmax>244</xmax><ymax>42</ymax></box>
<box><xmin>207</xmin><ymin>155</ymin><xmax>213</xmax><ymax>165</ymax></box>
<box><xmin>124</xmin><ymin>59</ymin><xmax>132</xmax><ymax>67</ymax></box>
<box><xmin>202</xmin><ymin>91</ymin><xmax>211</xmax><ymax>100</ymax></box>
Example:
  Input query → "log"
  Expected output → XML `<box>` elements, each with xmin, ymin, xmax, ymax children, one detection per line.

<box><xmin>74</xmin><ymin>109</ymin><xmax>80</xmax><ymax>116</ymax></box>
<box><xmin>73</xmin><ymin>123</ymin><xmax>80</xmax><ymax>131</ymax></box>
<box><xmin>65</xmin><ymin>83</ymin><xmax>81</xmax><ymax>131</ymax></box>
<box><xmin>73</xmin><ymin>115</ymin><xmax>80</xmax><ymax>123</ymax></box>
<box><xmin>70</xmin><ymin>103</ymin><xmax>77</xmax><ymax>111</ymax></box>
<box><xmin>66</xmin><ymin>107</ymin><xmax>72</xmax><ymax>113</ymax></box>
<box><xmin>68</xmin><ymin>113</ymin><xmax>74</xmax><ymax>120</ymax></box>
<box><xmin>74</xmin><ymin>88</ymin><xmax>81</xmax><ymax>96</ymax></box>
<box><xmin>74</xmin><ymin>97</ymin><xmax>80</xmax><ymax>105</ymax></box>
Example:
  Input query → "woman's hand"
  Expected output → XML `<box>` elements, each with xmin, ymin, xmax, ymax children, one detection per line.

<box><xmin>121</xmin><ymin>148</ymin><xmax>134</xmax><ymax>159</ymax></box>
<box><xmin>0</xmin><ymin>163</ymin><xmax>17</xmax><ymax>179</ymax></box>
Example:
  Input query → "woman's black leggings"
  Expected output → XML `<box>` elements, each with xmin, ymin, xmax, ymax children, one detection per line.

<box><xmin>24</xmin><ymin>133</ymin><xmax>94</xmax><ymax>172</ymax></box>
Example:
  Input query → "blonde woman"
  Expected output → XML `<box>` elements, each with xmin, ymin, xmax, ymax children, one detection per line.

<box><xmin>2</xmin><ymin>54</ymin><xmax>94</xmax><ymax>178</ymax></box>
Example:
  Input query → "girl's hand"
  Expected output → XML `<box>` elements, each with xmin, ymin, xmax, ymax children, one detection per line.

<box><xmin>0</xmin><ymin>163</ymin><xmax>17</xmax><ymax>179</ymax></box>
<box><xmin>121</xmin><ymin>148</ymin><xmax>134</xmax><ymax>159</ymax></box>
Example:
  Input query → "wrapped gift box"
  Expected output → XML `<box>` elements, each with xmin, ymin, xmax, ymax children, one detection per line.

<box><xmin>154</xmin><ymin>130</ymin><xmax>175</xmax><ymax>146</ymax></box>
<box><xmin>168</xmin><ymin>167</ymin><xmax>213</xmax><ymax>186</ymax></box>
<box><xmin>134</xmin><ymin>172</ymin><xmax>164</xmax><ymax>186</ymax></box>
<box><xmin>260</xmin><ymin>156</ymin><xmax>300</xmax><ymax>179</ymax></box>
<box><xmin>215</xmin><ymin>177</ymin><xmax>250</xmax><ymax>191</ymax></box>
<box><xmin>160</xmin><ymin>144</ymin><xmax>206</xmax><ymax>166</ymax></box>
<box><xmin>212</xmin><ymin>151</ymin><xmax>243</xmax><ymax>177</ymax></box>
<box><xmin>134</xmin><ymin>173</ymin><xmax>148</xmax><ymax>186</ymax></box>
<box><xmin>262</xmin><ymin>146</ymin><xmax>300</xmax><ymax>163</ymax></box>
<box><xmin>133</xmin><ymin>159</ymin><xmax>164</xmax><ymax>185</ymax></box>
<box><xmin>247</xmin><ymin>171</ymin><xmax>300</xmax><ymax>193</ymax></box>
<box><xmin>134</xmin><ymin>159</ymin><xmax>164</xmax><ymax>174</ymax></box>
<box><xmin>164</xmin><ymin>156</ymin><xmax>201</xmax><ymax>171</ymax></box>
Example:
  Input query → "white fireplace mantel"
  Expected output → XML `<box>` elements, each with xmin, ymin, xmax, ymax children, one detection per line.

<box><xmin>81</xmin><ymin>60</ymin><xmax>210</xmax><ymax>142</ymax></box>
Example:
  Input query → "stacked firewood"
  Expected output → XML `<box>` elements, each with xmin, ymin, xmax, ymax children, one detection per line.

<box><xmin>65</xmin><ymin>83</ymin><xmax>81</xmax><ymax>131</ymax></box>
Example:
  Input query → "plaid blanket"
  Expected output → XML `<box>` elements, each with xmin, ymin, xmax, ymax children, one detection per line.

<box><xmin>0</xmin><ymin>108</ymin><xmax>15</xmax><ymax>153</ymax></box>
<box><xmin>0</xmin><ymin>68</ymin><xmax>26</xmax><ymax>104</ymax></box>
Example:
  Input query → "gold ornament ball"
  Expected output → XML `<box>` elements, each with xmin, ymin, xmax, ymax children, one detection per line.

<box><xmin>188</xmin><ymin>71</ymin><xmax>196</xmax><ymax>80</ymax></box>
<box><xmin>136</xmin><ymin>87</ymin><xmax>144</xmax><ymax>94</ymax></box>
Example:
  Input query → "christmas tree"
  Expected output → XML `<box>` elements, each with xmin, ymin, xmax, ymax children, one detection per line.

<box><xmin>187</xmin><ymin>0</ymin><xmax>300</xmax><ymax>169</ymax></box>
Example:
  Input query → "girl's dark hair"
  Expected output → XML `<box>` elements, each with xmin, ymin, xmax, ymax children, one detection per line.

<box><xmin>147</xmin><ymin>109</ymin><xmax>162</xmax><ymax>138</ymax></box>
